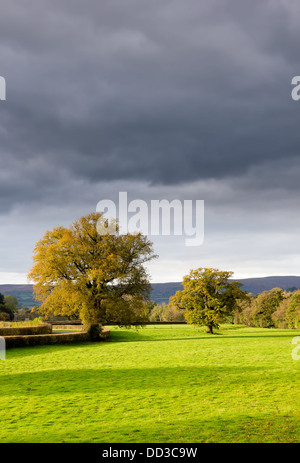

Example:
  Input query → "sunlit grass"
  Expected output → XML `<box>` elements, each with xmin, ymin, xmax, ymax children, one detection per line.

<box><xmin>0</xmin><ymin>324</ymin><xmax>299</xmax><ymax>442</ymax></box>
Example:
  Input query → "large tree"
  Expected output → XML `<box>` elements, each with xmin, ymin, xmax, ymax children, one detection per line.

<box><xmin>170</xmin><ymin>267</ymin><xmax>247</xmax><ymax>333</ymax></box>
<box><xmin>28</xmin><ymin>213</ymin><xmax>157</xmax><ymax>339</ymax></box>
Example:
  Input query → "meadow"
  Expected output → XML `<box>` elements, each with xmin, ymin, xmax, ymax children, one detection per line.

<box><xmin>0</xmin><ymin>324</ymin><xmax>299</xmax><ymax>443</ymax></box>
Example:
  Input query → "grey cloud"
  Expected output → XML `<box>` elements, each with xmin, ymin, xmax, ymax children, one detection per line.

<box><xmin>0</xmin><ymin>0</ymin><xmax>300</xmax><ymax>204</ymax></box>
<box><xmin>1</xmin><ymin>0</ymin><xmax>300</xmax><ymax>282</ymax></box>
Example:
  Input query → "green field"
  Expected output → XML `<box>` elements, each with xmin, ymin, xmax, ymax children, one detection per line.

<box><xmin>0</xmin><ymin>324</ymin><xmax>299</xmax><ymax>443</ymax></box>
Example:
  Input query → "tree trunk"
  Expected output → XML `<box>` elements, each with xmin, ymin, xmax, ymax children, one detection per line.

<box><xmin>85</xmin><ymin>323</ymin><xmax>102</xmax><ymax>341</ymax></box>
<box><xmin>206</xmin><ymin>325</ymin><xmax>213</xmax><ymax>334</ymax></box>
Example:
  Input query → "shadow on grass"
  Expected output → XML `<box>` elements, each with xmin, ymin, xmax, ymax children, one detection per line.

<box><xmin>121</xmin><ymin>412</ymin><xmax>300</xmax><ymax>443</ymax></box>
<box><xmin>110</xmin><ymin>329</ymin><xmax>299</xmax><ymax>343</ymax></box>
<box><xmin>5</xmin><ymin>342</ymin><xmax>96</xmax><ymax>359</ymax></box>
<box><xmin>0</xmin><ymin>363</ymin><xmax>266</xmax><ymax>397</ymax></box>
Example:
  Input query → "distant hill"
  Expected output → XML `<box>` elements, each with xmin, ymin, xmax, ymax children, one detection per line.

<box><xmin>229</xmin><ymin>276</ymin><xmax>300</xmax><ymax>295</ymax></box>
<box><xmin>1</xmin><ymin>276</ymin><xmax>300</xmax><ymax>307</ymax></box>
<box><xmin>0</xmin><ymin>284</ymin><xmax>38</xmax><ymax>308</ymax></box>
<box><xmin>150</xmin><ymin>282</ymin><xmax>183</xmax><ymax>304</ymax></box>
<box><xmin>150</xmin><ymin>276</ymin><xmax>300</xmax><ymax>304</ymax></box>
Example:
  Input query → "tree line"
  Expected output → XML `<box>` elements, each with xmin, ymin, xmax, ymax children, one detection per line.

<box><xmin>233</xmin><ymin>287</ymin><xmax>300</xmax><ymax>329</ymax></box>
<box><xmin>123</xmin><ymin>286</ymin><xmax>300</xmax><ymax>329</ymax></box>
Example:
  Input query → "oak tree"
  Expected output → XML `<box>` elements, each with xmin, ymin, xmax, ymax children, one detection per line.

<box><xmin>28</xmin><ymin>213</ymin><xmax>157</xmax><ymax>339</ymax></box>
<box><xmin>170</xmin><ymin>267</ymin><xmax>247</xmax><ymax>333</ymax></box>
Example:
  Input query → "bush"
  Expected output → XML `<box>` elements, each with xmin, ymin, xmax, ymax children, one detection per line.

<box><xmin>0</xmin><ymin>323</ymin><xmax>52</xmax><ymax>337</ymax></box>
<box><xmin>0</xmin><ymin>317</ymin><xmax>44</xmax><ymax>328</ymax></box>
<box><xmin>0</xmin><ymin>312</ymin><xmax>11</xmax><ymax>322</ymax></box>
<box><xmin>4</xmin><ymin>331</ymin><xmax>90</xmax><ymax>348</ymax></box>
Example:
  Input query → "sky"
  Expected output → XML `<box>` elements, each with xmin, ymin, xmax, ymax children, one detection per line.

<box><xmin>1</xmin><ymin>0</ymin><xmax>300</xmax><ymax>284</ymax></box>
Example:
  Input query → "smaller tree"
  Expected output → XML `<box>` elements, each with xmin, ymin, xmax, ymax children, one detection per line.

<box><xmin>0</xmin><ymin>292</ymin><xmax>14</xmax><ymax>321</ymax></box>
<box><xmin>149</xmin><ymin>303</ymin><xmax>185</xmax><ymax>322</ymax></box>
<box><xmin>170</xmin><ymin>267</ymin><xmax>247</xmax><ymax>333</ymax></box>
<box><xmin>4</xmin><ymin>295</ymin><xmax>19</xmax><ymax>313</ymax></box>
<box><xmin>252</xmin><ymin>288</ymin><xmax>284</xmax><ymax>328</ymax></box>
<box><xmin>165</xmin><ymin>304</ymin><xmax>185</xmax><ymax>322</ymax></box>
<box><xmin>233</xmin><ymin>292</ymin><xmax>255</xmax><ymax>326</ymax></box>
<box><xmin>285</xmin><ymin>291</ymin><xmax>300</xmax><ymax>329</ymax></box>
<box><xmin>149</xmin><ymin>303</ymin><xmax>166</xmax><ymax>322</ymax></box>
<box><xmin>272</xmin><ymin>293</ymin><xmax>291</xmax><ymax>329</ymax></box>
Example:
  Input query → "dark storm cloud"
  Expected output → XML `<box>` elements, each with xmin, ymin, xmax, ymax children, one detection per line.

<box><xmin>1</xmin><ymin>0</ymin><xmax>300</xmax><ymax>212</ymax></box>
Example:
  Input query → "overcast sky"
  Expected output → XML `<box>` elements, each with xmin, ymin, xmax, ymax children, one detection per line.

<box><xmin>1</xmin><ymin>0</ymin><xmax>300</xmax><ymax>284</ymax></box>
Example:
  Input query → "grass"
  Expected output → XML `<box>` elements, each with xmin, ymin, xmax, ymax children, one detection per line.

<box><xmin>0</xmin><ymin>324</ymin><xmax>299</xmax><ymax>443</ymax></box>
